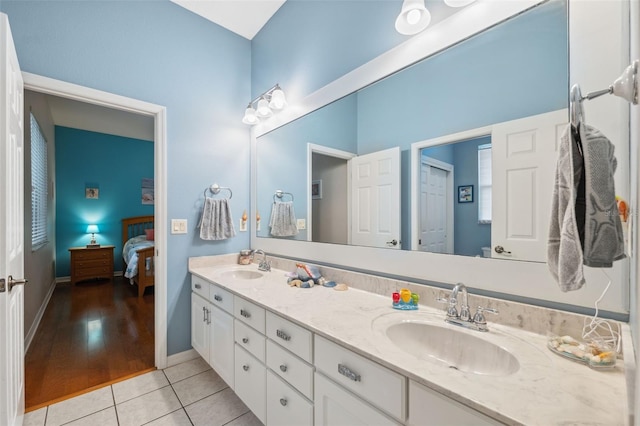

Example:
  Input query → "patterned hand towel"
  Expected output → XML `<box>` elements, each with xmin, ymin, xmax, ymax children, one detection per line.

<box><xmin>199</xmin><ymin>197</ymin><xmax>236</xmax><ymax>241</ymax></box>
<box><xmin>269</xmin><ymin>201</ymin><xmax>298</xmax><ymax>237</ymax></box>
<box><xmin>548</xmin><ymin>123</ymin><xmax>625</xmax><ymax>292</ymax></box>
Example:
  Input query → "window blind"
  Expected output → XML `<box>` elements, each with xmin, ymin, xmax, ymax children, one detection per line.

<box><xmin>477</xmin><ymin>144</ymin><xmax>492</xmax><ymax>224</ymax></box>
<box><xmin>31</xmin><ymin>113</ymin><xmax>48</xmax><ymax>248</ymax></box>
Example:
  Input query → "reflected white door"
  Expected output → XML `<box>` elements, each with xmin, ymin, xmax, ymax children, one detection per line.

<box><xmin>0</xmin><ymin>13</ymin><xmax>25</xmax><ymax>426</ymax></box>
<box><xmin>421</xmin><ymin>165</ymin><xmax>448</xmax><ymax>253</ymax></box>
<box><xmin>491</xmin><ymin>109</ymin><xmax>567</xmax><ymax>261</ymax></box>
<box><xmin>350</xmin><ymin>147</ymin><xmax>401</xmax><ymax>249</ymax></box>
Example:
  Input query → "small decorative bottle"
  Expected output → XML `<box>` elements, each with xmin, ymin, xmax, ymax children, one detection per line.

<box><xmin>238</xmin><ymin>249</ymin><xmax>252</xmax><ymax>265</ymax></box>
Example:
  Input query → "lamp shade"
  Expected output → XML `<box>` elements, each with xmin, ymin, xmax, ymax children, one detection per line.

<box><xmin>444</xmin><ymin>0</ymin><xmax>476</xmax><ymax>7</ymax></box>
<box><xmin>395</xmin><ymin>0</ymin><xmax>431</xmax><ymax>35</ymax></box>
<box><xmin>86</xmin><ymin>224</ymin><xmax>99</xmax><ymax>234</ymax></box>
<box><xmin>269</xmin><ymin>88</ymin><xmax>287</xmax><ymax>110</ymax></box>
<box><xmin>242</xmin><ymin>105</ymin><xmax>259</xmax><ymax>125</ymax></box>
<box><xmin>256</xmin><ymin>97</ymin><xmax>273</xmax><ymax>118</ymax></box>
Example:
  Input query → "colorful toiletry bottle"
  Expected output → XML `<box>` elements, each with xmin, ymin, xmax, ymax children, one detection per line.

<box><xmin>392</xmin><ymin>288</ymin><xmax>419</xmax><ymax>310</ymax></box>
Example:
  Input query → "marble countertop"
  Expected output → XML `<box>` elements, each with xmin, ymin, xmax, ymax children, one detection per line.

<box><xmin>189</xmin><ymin>260</ymin><xmax>628</xmax><ymax>426</ymax></box>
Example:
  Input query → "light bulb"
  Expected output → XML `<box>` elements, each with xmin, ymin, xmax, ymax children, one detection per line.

<box><xmin>407</xmin><ymin>9</ymin><xmax>421</xmax><ymax>25</ymax></box>
<box><xmin>242</xmin><ymin>106</ymin><xmax>259</xmax><ymax>125</ymax></box>
<box><xmin>269</xmin><ymin>88</ymin><xmax>287</xmax><ymax>110</ymax></box>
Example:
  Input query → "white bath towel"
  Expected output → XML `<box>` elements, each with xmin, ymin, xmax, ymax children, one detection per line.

<box><xmin>269</xmin><ymin>201</ymin><xmax>298</xmax><ymax>237</ymax></box>
<box><xmin>199</xmin><ymin>197</ymin><xmax>236</xmax><ymax>241</ymax></box>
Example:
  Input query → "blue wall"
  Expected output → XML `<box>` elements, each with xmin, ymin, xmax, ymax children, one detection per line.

<box><xmin>55</xmin><ymin>126</ymin><xmax>154</xmax><ymax>276</ymax></box>
<box><xmin>2</xmin><ymin>0</ymin><xmax>251</xmax><ymax>356</ymax></box>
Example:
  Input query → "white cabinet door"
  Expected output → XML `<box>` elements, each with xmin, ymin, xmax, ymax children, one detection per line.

<box><xmin>314</xmin><ymin>373</ymin><xmax>400</xmax><ymax>426</ymax></box>
<box><xmin>210</xmin><ymin>304</ymin><xmax>234</xmax><ymax>389</ymax></box>
<box><xmin>235</xmin><ymin>344</ymin><xmax>266</xmax><ymax>424</ymax></box>
<box><xmin>408</xmin><ymin>380</ymin><xmax>502</xmax><ymax>426</ymax></box>
<box><xmin>191</xmin><ymin>293</ymin><xmax>210</xmax><ymax>362</ymax></box>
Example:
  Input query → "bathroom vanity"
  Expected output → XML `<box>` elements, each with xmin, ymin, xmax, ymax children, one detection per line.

<box><xmin>189</xmin><ymin>255</ymin><xmax>628</xmax><ymax>425</ymax></box>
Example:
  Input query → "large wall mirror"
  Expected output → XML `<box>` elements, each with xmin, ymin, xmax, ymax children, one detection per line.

<box><xmin>256</xmin><ymin>0</ymin><xmax>568</xmax><ymax>263</ymax></box>
<box><xmin>252</xmin><ymin>0</ymin><xmax>630</xmax><ymax>314</ymax></box>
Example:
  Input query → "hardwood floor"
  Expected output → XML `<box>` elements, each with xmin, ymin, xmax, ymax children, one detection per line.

<box><xmin>25</xmin><ymin>275</ymin><xmax>155</xmax><ymax>410</ymax></box>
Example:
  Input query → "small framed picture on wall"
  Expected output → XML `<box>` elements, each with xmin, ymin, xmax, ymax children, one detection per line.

<box><xmin>312</xmin><ymin>180</ymin><xmax>323</xmax><ymax>200</ymax></box>
<box><xmin>458</xmin><ymin>185</ymin><xmax>473</xmax><ymax>203</ymax></box>
<box><xmin>85</xmin><ymin>187</ymin><xmax>99</xmax><ymax>199</ymax></box>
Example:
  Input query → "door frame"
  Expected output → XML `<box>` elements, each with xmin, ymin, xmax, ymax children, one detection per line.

<box><xmin>307</xmin><ymin>143</ymin><xmax>356</xmax><ymax>243</ymax></box>
<box><xmin>411</xmin><ymin>125</ymin><xmax>492</xmax><ymax>252</ymax></box>
<box><xmin>22</xmin><ymin>72</ymin><xmax>168</xmax><ymax>369</ymax></box>
<box><xmin>418</xmin><ymin>156</ymin><xmax>454</xmax><ymax>253</ymax></box>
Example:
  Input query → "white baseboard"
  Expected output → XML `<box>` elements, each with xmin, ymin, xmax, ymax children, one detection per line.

<box><xmin>166</xmin><ymin>349</ymin><xmax>200</xmax><ymax>367</ymax></box>
<box><xmin>24</xmin><ymin>278</ymin><xmax>57</xmax><ymax>352</ymax></box>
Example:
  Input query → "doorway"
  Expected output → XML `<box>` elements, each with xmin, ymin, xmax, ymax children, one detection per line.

<box><xmin>419</xmin><ymin>156</ymin><xmax>454</xmax><ymax>254</ymax></box>
<box><xmin>22</xmin><ymin>73</ymin><xmax>167</xmax><ymax>408</ymax></box>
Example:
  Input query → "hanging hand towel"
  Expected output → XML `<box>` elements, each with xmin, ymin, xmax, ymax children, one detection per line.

<box><xmin>580</xmin><ymin>124</ymin><xmax>625</xmax><ymax>267</ymax></box>
<box><xmin>198</xmin><ymin>197</ymin><xmax>236</xmax><ymax>241</ymax></box>
<box><xmin>548</xmin><ymin>123</ymin><xmax>625</xmax><ymax>292</ymax></box>
<box><xmin>269</xmin><ymin>201</ymin><xmax>299</xmax><ymax>237</ymax></box>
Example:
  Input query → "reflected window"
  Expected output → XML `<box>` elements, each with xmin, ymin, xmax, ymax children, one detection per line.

<box><xmin>477</xmin><ymin>144</ymin><xmax>491</xmax><ymax>224</ymax></box>
<box><xmin>30</xmin><ymin>113</ymin><xmax>48</xmax><ymax>249</ymax></box>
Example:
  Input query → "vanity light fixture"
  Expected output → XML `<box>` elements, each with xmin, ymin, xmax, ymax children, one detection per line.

<box><xmin>242</xmin><ymin>84</ymin><xmax>287</xmax><ymax>125</ymax></box>
<box><xmin>395</xmin><ymin>0</ymin><xmax>431</xmax><ymax>35</ymax></box>
<box><xmin>444</xmin><ymin>0</ymin><xmax>477</xmax><ymax>7</ymax></box>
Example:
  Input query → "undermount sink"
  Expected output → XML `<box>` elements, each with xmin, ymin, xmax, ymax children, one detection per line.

<box><xmin>218</xmin><ymin>269</ymin><xmax>263</xmax><ymax>280</ymax></box>
<box><xmin>384</xmin><ymin>321</ymin><xmax>520</xmax><ymax>376</ymax></box>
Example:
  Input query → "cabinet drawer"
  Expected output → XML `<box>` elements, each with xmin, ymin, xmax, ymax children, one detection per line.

<box><xmin>235</xmin><ymin>319</ymin><xmax>266</xmax><ymax>362</ymax></box>
<box><xmin>314</xmin><ymin>335</ymin><xmax>406</xmax><ymax>422</ymax></box>
<box><xmin>76</xmin><ymin>259</ymin><xmax>111</xmax><ymax>270</ymax></box>
<box><xmin>191</xmin><ymin>275</ymin><xmax>209</xmax><ymax>300</ymax></box>
<box><xmin>75</xmin><ymin>267</ymin><xmax>112</xmax><ymax>279</ymax></box>
<box><xmin>235</xmin><ymin>345</ymin><xmax>266</xmax><ymax>424</ymax></box>
<box><xmin>267</xmin><ymin>370</ymin><xmax>313</xmax><ymax>426</ymax></box>
<box><xmin>74</xmin><ymin>249</ymin><xmax>111</xmax><ymax>260</ymax></box>
<box><xmin>234</xmin><ymin>296</ymin><xmax>265</xmax><ymax>333</ymax></box>
<box><xmin>266</xmin><ymin>339</ymin><xmax>313</xmax><ymax>400</ymax></box>
<box><xmin>266</xmin><ymin>311</ymin><xmax>313</xmax><ymax>363</ymax></box>
<box><xmin>210</xmin><ymin>283</ymin><xmax>233</xmax><ymax>314</ymax></box>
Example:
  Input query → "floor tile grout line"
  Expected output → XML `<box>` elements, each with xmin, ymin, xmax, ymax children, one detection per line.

<box><xmin>114</xmin><ymin>383</ymin><xmax>173</xmax><ymax>406</ymax></box>
<box><xmin>168</xmin><ymin>367</ymin><xmax>214</xmax><ymax>387</ymax></box>
<box><xmin>110</xmin><ymin>385</ymin><xmax>121</xmax><ymax>426</ymax></box>
<box><xmin>179</xmin><ymin>385</ymin><xmax>231</xmax><ymax>410</ymax></box>
<box><xmin>221</xmin><ymin>409</ymin><xmax>252</xmax><ymax>426</ymax></box>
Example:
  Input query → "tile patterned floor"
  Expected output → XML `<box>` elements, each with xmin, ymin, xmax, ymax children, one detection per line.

<box><xmin>23</xmin><ymin>357</ymin><xmax>263</xmax><ymax>426</ymax></box>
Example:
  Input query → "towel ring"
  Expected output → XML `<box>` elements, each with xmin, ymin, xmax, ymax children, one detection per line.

<box><xmin>570</xmin><ymin>84</ymin><xmax>584</xmax><ymax>127</ymax></box>
<box><xmin>204</xmin><ymin>183</ymin><xmax>233</xmax><ymax>199</ymax></box>
<box><xmin>273</xmin><ymin>190</ymin><xmax>294</xmax><ymax>203</ymax></box>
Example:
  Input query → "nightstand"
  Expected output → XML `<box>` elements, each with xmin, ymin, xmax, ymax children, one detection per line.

<box><xmin>68</xmin><ymin>245</ymin><xmax>115</xmax><ymax>285</ymax></box>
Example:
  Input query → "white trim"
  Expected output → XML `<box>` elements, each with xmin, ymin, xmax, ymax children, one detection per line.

<box><xmin>166</xmin><ymin>348</ymin><xmax>200</xmax><ymax>368</ymax></box>
<box><xmin>23</xmin><ymin>72</ymin><xmax>169</xmax><ymax>369</ymax></box>
<box><xmin>24</xmin><ymin>279</ymin><xmax>56</xmax><ymax>353</ymax></box>
<box><xmin>307</xmin><ymin>143</ymin><xmax>356</xmax><ymax>243</ymax></box>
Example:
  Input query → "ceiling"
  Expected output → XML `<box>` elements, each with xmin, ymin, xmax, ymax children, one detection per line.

<box><xmin>170</xmin><ymin>0</ymin><xmax>287</xmax><ymax>40</ymax></box>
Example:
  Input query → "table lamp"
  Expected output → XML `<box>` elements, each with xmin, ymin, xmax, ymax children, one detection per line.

<box><xmin>86</xmin><ymin>224</ymin><xmax>100</xmax><ymax>248</ymax></box>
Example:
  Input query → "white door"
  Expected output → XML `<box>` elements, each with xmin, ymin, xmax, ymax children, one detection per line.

<box><xmin>350</xmin><ymin>147</ymin><xmax>401</xmax><ymax>249</ymax></box>
<box><xmin>0</xmin><ymin>13</ymin><xmax>25</xmax><ymax>426</ymax></box>
<box><xmin>420</xmin><ymin>157</ymin><xmax>453</xmax><ymax>254</ymax></box>
<box><xmin>491</xmin><ymin>109</ymin><xmax>567</xmax><ymax>261</ymax></box>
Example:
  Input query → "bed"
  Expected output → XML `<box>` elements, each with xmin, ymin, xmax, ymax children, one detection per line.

<box><xmin>122</xmin><ymin>215</ymin><xmax>155</xmax><ymax>297</ymax></box>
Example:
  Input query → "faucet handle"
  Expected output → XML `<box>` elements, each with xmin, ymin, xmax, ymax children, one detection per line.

<box><xmin>472</xmin><ymin>306</ymin><xmax>498</xmax><ymax>326</ymax></box>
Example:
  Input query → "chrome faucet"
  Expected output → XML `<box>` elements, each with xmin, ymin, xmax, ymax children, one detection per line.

<box><xmin>437</xmin><ymin>282</ymin><xmax>498</xmax><ymax>332</ymax></box>
<box><xmin>251</xmin><ymin>249</ymin><xmax>271</xmax><ymax>272</ymax></box>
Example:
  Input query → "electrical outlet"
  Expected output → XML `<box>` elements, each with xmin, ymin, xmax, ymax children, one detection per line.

<box><xmin>171</xmin><ymin>219</ymin><xmax>188</xmax><ymax>234</ymax></box>
<box><xmin>297</xmin><ymin>219</ymin><xmax>306</xmax><ymax>230</ymax></box>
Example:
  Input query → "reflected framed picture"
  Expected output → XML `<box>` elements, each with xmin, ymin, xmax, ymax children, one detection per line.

<box><xmin>458</xmin><ymin>185</ymin><xmax>473</xmax><ymax>203</ymax></box>
<box><xmin>85</xmin><ymin>187</ymin><xmax>99</xmax><ymax>199</ymax></box>
<box><xmin>312</xmin><ymin>180</ymin><xmax>322</xmax><ymax>200</ymax></box>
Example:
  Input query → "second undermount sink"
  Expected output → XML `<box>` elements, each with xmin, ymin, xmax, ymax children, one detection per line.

<box><xmin>218</xmin><ymin>269</ymin><xmax>263</xmax><ymax>280</ymax></box>
<box><xmin>384</xmin><ymin>321</ymin><xmax>520</xmax><ymax>376</ymax></box>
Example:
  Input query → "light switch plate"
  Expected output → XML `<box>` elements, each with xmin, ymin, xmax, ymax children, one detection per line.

<box><xmin>171</xmin><ymin>219</ymin><xmax>187</xmax><ymax>234</ymax></box>
<box><xmin>297</xmin><ymin>219</ymin><xmax>306</xmax><ymax>230</ymax></box>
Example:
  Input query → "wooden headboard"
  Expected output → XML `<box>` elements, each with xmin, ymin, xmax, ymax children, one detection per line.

<box><xmin>122</xmin><ymin>215</ymin><xmax>155</xmax><ymax>245</ymax></box>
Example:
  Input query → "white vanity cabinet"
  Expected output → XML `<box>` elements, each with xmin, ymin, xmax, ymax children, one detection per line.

<box><xmin>408</xmin><ymin>380</ymin><xmax>502</xmax><ymax>426</ymax></box>
<box><xmin>190</xmin><ymin>276</ymin><xmax>235</xmax><ymax>388</ymax></box>
<box><xmin>233</xmin><ymin>295</ymin><xmax>267</xmax><ymax>424</ymax></box>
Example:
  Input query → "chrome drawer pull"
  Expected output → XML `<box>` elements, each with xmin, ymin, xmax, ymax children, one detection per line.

<box><xmin>280</xmin><ymin>398</ymin><xmax>287</xmax><ymax>406</ymax></box>
<box><xmin>202</xmin><ymin>306</ymin><xmax>207</xmax><ymax>322</ymax></box>
<box><xmin>214</xmin><ymin>294</ymin><xmax>222</xmax><ymax>302</ymax></box>
<box><xmin>243</xmin><ymin>365</ymin><xmax>249</xmax><ymax>371</ymax></box>
<box><xmin>279</xmin><ymin>364</ymin><xmax>287</xmax><ymax>372</ymax></box>
<box><xmin>242</xmin><ymin>337</ymin><xmax>249</xmax><ymax>344</ymax></box>
<box><xmin>338</xmin><ymin>364</ymin><xmax>361</xmax><ymax>382</ymax></box>
<box><xmin>195</xmin><ymin>283</ymin><xmax>201</xmax><ymax>289</ymax></box>
<box><xmin>276</xmin><ymin>329</ymin><xmax>291</xmax><ymax>341</ymax></box>
<box><xmin>240</xmin><ymin>309</ymin><xmax>251</xmax><ymax>318</ymax></box>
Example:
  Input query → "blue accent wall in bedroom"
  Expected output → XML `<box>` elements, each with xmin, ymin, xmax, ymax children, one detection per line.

<box><xmin>55</xmin><ymin>126</ymin><xmax>154</xmax><ymax>277</ymax></box>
